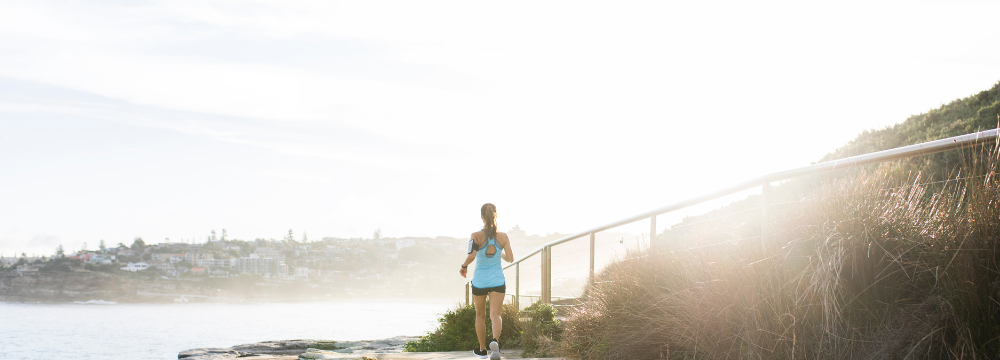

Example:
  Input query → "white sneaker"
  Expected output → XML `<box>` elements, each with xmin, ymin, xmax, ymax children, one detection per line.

<box><xmin>489</xmin><ymin>338</ymin><xmax>500</xmax><ymax>360</ymax></box>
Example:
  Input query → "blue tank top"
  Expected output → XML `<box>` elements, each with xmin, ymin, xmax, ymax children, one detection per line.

<box><xmin>471</xmin><ymin>234</ymin><xmax>505</xmax><ymax>288</ymax></box>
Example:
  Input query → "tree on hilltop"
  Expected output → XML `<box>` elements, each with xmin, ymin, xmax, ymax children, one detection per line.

<box><xmin>130</xmin><ymin>237</ymin><xmax>146</xmax><ymax>252</ymax></box>
<box><xmin>55</xmin><ymin>245</ymin><xmax>64</xmax><ymax>258</ymax></box>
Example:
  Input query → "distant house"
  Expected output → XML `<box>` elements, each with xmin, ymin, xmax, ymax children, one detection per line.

<box><xmin>120</xmin><ymin>262</ymin><xmax>149</xmax><ymax>272</ymax></box>
<box><xmin>294</xmin><ymin>267</ymin><xmax>310</xmax><ymax>277</ymax></box>
<box><xmin>150</xmin><ymin>253</ymin><xmax>172</xmax><ymax>262</ymax></box>
<box><xmin>197</xmin><ymin>258</ymin><xmax>232</xmax><ymax>268</ymax></box>
<box><xmin>231</xmin><ymin>255</ymin><xmax>283</xmax><ymax>275</ymax></box>
<box><xmin>117</xmin><ymin>249</ymin><xmax>137</xmax><ymax>257</ymax></box>
<box><xmin>185</xmin><ymin>252</ymin><xmax>213</xmax><ymax>263</ymax></box>
<box><xmin>396</xmin><ymin>239</ymin><xmax>416</xmax><ymax>250</ymax></box>
<box><xmin>189</xmin><ymin>267</ymin><xmax>207</xmax><ymax>275</ymax></box>
<box><xmin>84</xmin><ymin>253</ymin><xmax>115</xmax><ymax>265</ymax></box>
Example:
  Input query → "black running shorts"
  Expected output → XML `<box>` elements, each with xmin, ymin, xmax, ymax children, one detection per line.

<box><xmin>471</xmin><ymin>284</ymin><xmax>506</xmax><ymax>296</ymax></box>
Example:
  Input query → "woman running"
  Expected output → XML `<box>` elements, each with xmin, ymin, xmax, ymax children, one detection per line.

<box><xmin>460</xmin><ymin>203</ymin><xmax>514</xmax><ymax>360</ymax></box>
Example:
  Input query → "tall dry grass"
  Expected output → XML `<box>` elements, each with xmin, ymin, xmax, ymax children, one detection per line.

<box><xmin>561</xmin><ymin>140</ymin><xmax>999</xmax><ymax>359</ymax></box>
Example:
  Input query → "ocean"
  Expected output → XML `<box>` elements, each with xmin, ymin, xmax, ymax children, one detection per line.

<box><xmin>0</xmin><ymin>299</ymin><xmax>457</xmax><ymax>360</ymax></box>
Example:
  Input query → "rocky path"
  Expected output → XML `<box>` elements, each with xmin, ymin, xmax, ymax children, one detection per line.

<box><xmin>178</xmin><ymin>337</ymin><xmax>564</xmax><ymax>360</ymax></box>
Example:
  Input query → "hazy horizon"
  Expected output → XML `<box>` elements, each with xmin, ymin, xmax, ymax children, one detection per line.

<box><xmin>3</xmin><ymin>0</ymin><xmax>1000</xmax><ymax>256</ymax></box>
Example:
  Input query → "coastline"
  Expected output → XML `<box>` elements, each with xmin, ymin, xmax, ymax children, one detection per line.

<box><xmin>0</xmin><ymin>271</ymin><xmax>466</xmax><ymax>303</ymax></box>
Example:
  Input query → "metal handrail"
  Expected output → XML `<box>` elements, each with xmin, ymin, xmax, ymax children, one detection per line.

<box><xmin>465</xmin><ymin>129</ymin><xmax>998</xmax><ymax>306</ymax></box>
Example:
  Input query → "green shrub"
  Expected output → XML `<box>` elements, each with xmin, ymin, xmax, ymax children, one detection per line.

<box><xmin>519</xmin><ymin>302</ymin><xmax>563</xmax><ymax>357</ymax></box>
<box><xmin>405</xmin><ymin>301</ymin><xmax>521</xmax><ymax>352</ymax></box>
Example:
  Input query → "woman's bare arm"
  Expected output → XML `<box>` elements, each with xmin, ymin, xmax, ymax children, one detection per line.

<box><xmin>459</xmin><ymin>250</ymin><xmax>476</xmax><ymax>278</ymax></box>
<box><xmin>459</xmin><ymin>233</ymin><xmax>481</xmax><ymax>277</ymax></box>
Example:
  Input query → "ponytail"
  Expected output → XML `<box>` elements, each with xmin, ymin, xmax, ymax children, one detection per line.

<box><xmin>481</xmin><ymin>203</ymin><xmax>497</xmax><ymax>239</ymax></box>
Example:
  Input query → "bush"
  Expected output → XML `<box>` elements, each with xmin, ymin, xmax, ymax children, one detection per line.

<box><xmin>560</xmin><ymin>140</ymin><xmax>1000</xmax><ymax>359</ymax></box>
<box><xmin>519</xmin><ymin>302</ymin><xmax>563</xmax><ymax>357</ymax></box>
<box><xmin>40</xmin><ymin>258</ymin><xmax>80</xmax><ymax>272</ymax></box>
<box><xmin>85</xmin><ymin>263</ymin><xmax>122</xmax><ymax>273</ymax></box>
<box><xmin>405</xmin><ymin>301</ymin><xmax>521</xmax><ymax>352</ymax></box>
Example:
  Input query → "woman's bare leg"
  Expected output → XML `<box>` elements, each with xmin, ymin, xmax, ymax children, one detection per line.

<box><xmin>488</xmin><ymin>291</ymin><xmax>505</xmax><ymax>343</ymax></box>
<box><xmin>474</xmin><ymin>294</ymin><xmax>488</xmax><ymax>351</ymax></box>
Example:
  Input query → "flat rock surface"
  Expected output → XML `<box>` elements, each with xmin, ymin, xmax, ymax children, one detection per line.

<box><xmin>299</xmin><ymin>349</ymin><xmax>564</xmax><ymax>360</ymax></box>
<box><xmin>178</xmin><ymin>337</ymin><xmax>564</xmax><ymax>360</ymax></box>
<box><xmin>178</xmin><ymin>337</ymin><xmax>418</xmax><ymax>360</ymax></box>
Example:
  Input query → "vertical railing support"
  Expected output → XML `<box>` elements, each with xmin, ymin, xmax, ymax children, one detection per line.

<box><xmin>761</xmin><ymin>181</ymin><xmax>771</xmax><ymax>253</ymax></box>
<box><xmin>515</xmin><ymin>262</ymin><xmax>520</xmax><ymax>310</ymax></box>
<box><xmin>465</xmin><ymin>282</ymin><xmax>470</xmax><ymax>306</ymax></box>
<box><xmin>589</xmin><ymin>232</ymin><xmax>596</xmax><ymax>288</ymax></box>
<box><xmin>541</xmin><ymin>246</ymin><xmax>551</xmax><ymax>304</ymax></box>
<box><xmin>548</xmin><ymin>246</ymin><xmax>553</xmax><ymax>303</ymax></box>
<box><xmin>650</xmin><ymin>215</ymin><xmax>657</xmax><ymax>252</ymax></box>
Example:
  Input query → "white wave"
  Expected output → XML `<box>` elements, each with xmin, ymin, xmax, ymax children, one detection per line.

<box><xmin>72</xmin><ymin>300</ymin><xmax>118</xmax><ymax>305</ymax></box>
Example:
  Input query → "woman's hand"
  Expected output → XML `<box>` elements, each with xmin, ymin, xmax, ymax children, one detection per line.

<box><xmin>459</xmin><ymin>266</ymin><xmax>468</xmax><ymax>278</ymax></box>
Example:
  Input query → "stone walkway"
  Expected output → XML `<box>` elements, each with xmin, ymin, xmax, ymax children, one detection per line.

<box><xmin>177</xmin><ymin>338</ymin><xmax>564</xmax><ymax>360</ymax></box>
<box><xmin>299</xmin><ymin>349</ymin><xmax>563</xmax><ymax>360</ymax></box>
<box><xmin>178</xmin><ymin>349</ymin><xmax>561</xmax><ymax>360</ymax></box>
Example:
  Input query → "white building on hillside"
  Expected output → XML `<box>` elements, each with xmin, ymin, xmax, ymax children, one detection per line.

<box><xmin>85</xmin><ymin>254</ymin><xmax>115</xmax><ymax>265</ymax></box>
<box><xmin>232</xmin><ymin>255</ymin><xmax>282</xmax><ymax>275</ymax></box>
<box><xmin>396</xmin><ymin>238</ymin><xmax>416</xmax><ymax>250</ymax></box>
<box><xmin>294</xmin><ymin>266</ymin><xmax>310</xmax><ymax>277</ymax></box>
<box><xmin>121</xmin><ymin>262</ymin><xmax>149</xmax><ymax>272</ymax></box>
<box><xmin>198</xmin><ymin>258</ymin><xmax>232</xmax><ymax>268</ymax></box>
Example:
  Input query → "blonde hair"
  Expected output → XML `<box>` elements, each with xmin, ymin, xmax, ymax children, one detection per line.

<box><xmin>481</xmin><ymin>203</ymin><xmax>497</xmax><ymax>239</ymax></box>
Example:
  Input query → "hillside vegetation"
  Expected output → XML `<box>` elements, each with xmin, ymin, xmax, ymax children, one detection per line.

<box><xmin>822</xmin><ymin>81</ymin><xmax>999</xmax><ymax>161</ymax></box>
<box><xmin>821</xmin><ymin>81</ymin><xmax>1000</xmax><ymax>181</ymax></box>
<box><xmin>555</xmin><ymin>82</ymin><xmax>1000</xmax><ymax>359</ymax></box>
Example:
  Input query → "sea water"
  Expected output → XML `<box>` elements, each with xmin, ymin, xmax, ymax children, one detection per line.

<box><xmin>0</xmin><ymin>299</ymin><xmax>456</xmax><ymax>360</ymax></box>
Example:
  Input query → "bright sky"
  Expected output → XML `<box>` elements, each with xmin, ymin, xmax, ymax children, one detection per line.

<box><xmin>2</xmin><ymin>0</ymin><xmax>998</xmax><ymax>257</ymax></box>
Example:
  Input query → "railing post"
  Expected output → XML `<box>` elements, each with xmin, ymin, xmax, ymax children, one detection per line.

<box><xmin>465</xmin><ymin>282</ymin><xmax>470</xmax><ymax>306</ymax></box>
<box><xmin>547</xmin><ymin>246</ymin><xmax>553</xmax><ymax>303</ymax></box>
<box><xmin>649</xmin><ymin>215</ymin><xmax>657</xmax><ymax>252</ymax></box>
<box><xmin>515</xmin><ymin>262</ymin><xmax>520</xmax><ymax>310</ymax></box>
<box><xmin>541</xmin><ymin>246</ymin><xmax>551</xmax><ymax>304</ymax></box>
<box><xmin>589</xmin><ymin>232</ymin><xmax>595</xmax><ymax>288</ymax></box>
<box><xmin>761</xmin><ymin>181</ymin><xmax>770</xmax><ymax>253</ymax></box>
